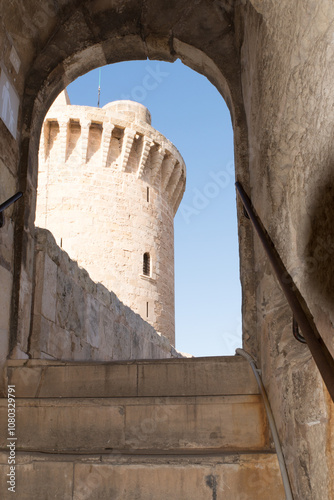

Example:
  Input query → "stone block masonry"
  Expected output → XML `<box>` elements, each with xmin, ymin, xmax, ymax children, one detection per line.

<box><xmin>30</xmin><ymin>227</ymin><xmax>182</xmax><ymax>361</ymax></box>
<box><xmin>0</xmin><ymin>2</ymin><xmax>333</xmax><ymax>498</ymax></box>
<box><xmin>36</xmin><ymin>96</ymin><xmax>186</xmax><ymax>345</ymax></box>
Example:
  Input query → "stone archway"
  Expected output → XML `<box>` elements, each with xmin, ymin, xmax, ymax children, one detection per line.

<box><xmin>2</xmin><ymin>2</ymin><xmax>334</xmax><ymax>498</ymax></box>
<box><xmin>8</xmin><ymin>1</ymin><xmax>255</xmax><ymax>359</ymax></box>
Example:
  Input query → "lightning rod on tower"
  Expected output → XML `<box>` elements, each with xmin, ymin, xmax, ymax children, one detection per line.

<box><xmin>97</xmin><ymin>68</ymin><xmax>101</xmax><ymax>107</ymax></box>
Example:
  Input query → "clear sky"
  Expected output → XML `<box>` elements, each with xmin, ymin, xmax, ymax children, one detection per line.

<box><xmin>67</xmin><ymin>59</ymin><xmax>242</xmax><ymax>357</ymax></box>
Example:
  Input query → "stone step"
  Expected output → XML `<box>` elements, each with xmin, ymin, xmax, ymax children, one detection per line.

<box><xmin>0</xmin><ymin>394</ymin><xmax>270</xmax><ymax>453</ymax></box>
<box><xmin>5</xmin><ymin>356</ymin><xmax>259</xmax><ymax>398</ymax></box>
<box><xmin>0</xmin><ymin>452</ymin><xmax>285</xmax><ymax>500</ymax></box>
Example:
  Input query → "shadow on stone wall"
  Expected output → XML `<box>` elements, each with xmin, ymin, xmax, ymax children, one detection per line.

<box><xmin>305</xmin><ymin>176</ymin><xmax>334</xmax><ymax>308</ymax></box>
<box><xmin>30</xmin><ymin>227</ymin><xmax>182</xmax><ymax>361</ymax></box>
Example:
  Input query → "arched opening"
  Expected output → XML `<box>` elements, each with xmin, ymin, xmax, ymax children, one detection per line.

<box><xmin>33</xmin><ymin>59</ymin><xmax>241</xmax><ymax>357</ymax></box>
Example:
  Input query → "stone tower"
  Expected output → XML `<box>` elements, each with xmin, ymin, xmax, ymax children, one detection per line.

<box><xmin>35</xmin><ymin>93</ymin><xmax>186</xmax><ymax>345</ymax></box>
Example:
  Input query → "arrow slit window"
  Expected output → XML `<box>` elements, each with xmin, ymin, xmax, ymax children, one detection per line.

<box><xmin>143</xmin><ymin>252</ymin><xmax>150</xmax><ymax>276</ymax></box>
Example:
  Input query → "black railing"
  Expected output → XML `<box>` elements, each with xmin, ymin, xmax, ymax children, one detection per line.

<box><xmin>0</xmin><ymin>192</ymin><xmax>23</xmax><ymax>228</ymax></box>
<box><xmin>292</xmin><ymin>316</ymin><xmax>307</xmax><ymax>344</ymax></box>
<box><xmin>235</xmin><ymin>181</ymin><xmax>334</xmax><ymax>402</ymax></box>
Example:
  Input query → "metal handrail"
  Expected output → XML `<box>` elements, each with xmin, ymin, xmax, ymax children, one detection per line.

<box><xmin>236</xmin><ymin>348</ymin><xmax>294</xmax><ymax>500</ymax></box>
<box><xmin>292</xmin><ymin>316</ymin><xmax>307</xmax><ymax>344</ymax></box>
<box><xmin>0</xmin><ymin>192</ymin><xmax>23</xmax><ymax>213</ymax></box>
<box><xmin>235</xmin><ymin>181</ymin><xmax>334</xmax><ymax>402</ymax></box>
<box><xmin>0</xmin><ymin>192</ymin><xmax>23</xmax><ymax>228</ymax></box>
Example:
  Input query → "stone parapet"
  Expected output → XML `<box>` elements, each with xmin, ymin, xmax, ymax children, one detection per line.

<box><xmin>30</xmin><ymin>227</ymin><xmax>181</xmax><ymax>361</ymax></box>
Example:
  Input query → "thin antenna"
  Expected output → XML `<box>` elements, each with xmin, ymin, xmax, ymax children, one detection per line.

<box><xmin>97</xmin><ymin>68</ymin><xmax>101</xmax><ymax>107</ymax></box>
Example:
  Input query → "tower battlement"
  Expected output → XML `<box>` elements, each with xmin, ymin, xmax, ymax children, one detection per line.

<box><xmin>39</xmin><ymin>98</ymin><xmax>186</xmax><ymax>216</ymax></box>
<box><xmin>36</xmin><ymin>94</ymin><xmax>187</xmax><ymax>344</ymax></box>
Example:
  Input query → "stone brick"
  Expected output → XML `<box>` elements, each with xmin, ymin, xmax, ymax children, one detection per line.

<box><xmin>0</xmin><ymin>453</ymin><xmax>73</xmax><ymax>500</ymax></box>
<box><xmin>0</xmin><ymin>395</ymin><xmax>269</xmax><ymax>453</ymax></box>
<box><xmin>72</xmin><ymin>454</ymin><xmax>284</xmax><ymax>500</ymax></box>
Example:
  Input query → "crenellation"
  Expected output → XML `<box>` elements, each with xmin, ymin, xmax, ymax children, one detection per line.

<box><xmin>150</xmin><ymin>145</ymin><xmax>165</xmax><ymax>184</ymax></box>
<box><xmin>120</xmin><ymin>128</ymin><xmax>136</xmax><ymax>172</ymax></box>
<box><xmin>58</xmin><ymin>118</ymin><xmax>70</xmax><ymax>163</ymax></box>
<box><xmin>171</xmin><ymin>175</ymin><xmax>185</xmax><ymax>211</ymax></box>
<box><xmin>39</xmin><ymin>105</ymin><xmax>186</xmax><ymax>200</ymax></box>
<box><xmin>126</xmin><ymin>133</ymin><xmax>142</xmax><ymax>173</ymax></box>
<box><xmin>161</xmin><ymin>155</ymin><xmax>177</xmax><ymax>191</ymax></box>
<box><xmin>80</xmin><ymin>119</ymin><xmax>91</xmax><ymax>163</ymax></box>
<box><xmin>166</xmin><ymin>162</ymin><xmax>182</xmax><ymax>200</ymax></box>
<box><xmin>101</xmin><ymin>123</ymin><xmax>115</xmax><ymax>168</ymax></box>
<box><xmin>67</xmin><ymin>120</ymin><xmax>81</xmax><ymax>161</ymax></box>
<box><xmin>174</xmin><ymin>185</ymin><xmax>186</xmax><ymax>215</ymax></box>
<box><xmin>39</xmin><ymin>122</ymin><xmax>47</xmax><ymax>162</ymax></box>
<box><xmin>87</xmin><ymin>122</ymin><xmax>103</xmax><ymax>162</ymax></box>
<box><xmin>47</xmin><ymin>121</ymin><xmax>60</xmax><ymax>160</ymax></box>
<box><xmin>137</xmin><ymin>136</ymin><xmax>153</xmax><ymax>179</ymax></box>
<box><xmin>108</xmin><ymin>133</ymin><xmax>122</xmax><ymax>169</ymax></box>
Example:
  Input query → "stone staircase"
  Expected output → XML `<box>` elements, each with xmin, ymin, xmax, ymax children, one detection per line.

<box><xmin>0</xmin><ymin>356</ymin><xmax>285</xmax><ymax>499</ymax></box>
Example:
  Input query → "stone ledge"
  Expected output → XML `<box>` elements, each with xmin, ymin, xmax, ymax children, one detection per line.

<box><xmin>5</xmin><ymin>356</ymin><xmax>259</xmax><ymax>398</ymax></box>
<box><xmin>0</xmin><ymin>452</ymin><xmax>285</xmax><ymax>500</ymax></box>
<box><xmin>0</xmin><ymin>395</ymin><xmax>270</xmax><ymax>453</ymax></box>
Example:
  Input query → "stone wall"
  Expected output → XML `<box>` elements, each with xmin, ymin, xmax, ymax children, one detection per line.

<box><xmin>240</xmin><ymin>2</ymin><xmax>334</xmax><ymax>498</ymax></box>
<box><xmin>0</xmin><ymin>63</ymin><xmax>22</xmax><ymax>375</ymax></box>
<box><xmin>31</xmin><ymin>227</ymin><xmax>181</xmax><ymax>361</ymax></box>
<box><xmin>0</xmin><ymin>2</ymin><xmax>333</xmax><ymax>498</ymax></box>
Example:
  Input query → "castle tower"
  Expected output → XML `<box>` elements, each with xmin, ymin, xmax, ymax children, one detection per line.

<box><xmin>35</xmin><ymin>94</ymin><xmax>186</xmax><ymax>345</ymax></box>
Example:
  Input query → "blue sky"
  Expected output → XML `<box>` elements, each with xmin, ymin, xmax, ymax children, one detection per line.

<box><xmin>67</xmin><ymin>59</ymin><xmax>242</xmax><ymax>357</ymax></box>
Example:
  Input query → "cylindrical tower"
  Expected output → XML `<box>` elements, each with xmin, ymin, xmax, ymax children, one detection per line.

<box><xmin>36</xmin><ymin>94</ymin><xmax>186</xmax><ymax>345</ymax></box>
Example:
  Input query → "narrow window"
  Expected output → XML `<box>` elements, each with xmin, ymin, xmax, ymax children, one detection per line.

<box><xmin>143</xmin><ymin>252</ymin><xmax>150</xmax><ymax>276</ymax></box>
<box><xmin>147</xmin><ymin>186</ymin><xmax>150</xmax><ymax>202</ymax></box>
<box><xmin>146</xmin><ymin>302</ymin><xmax>149</xmax><ymax>318</ymax></box>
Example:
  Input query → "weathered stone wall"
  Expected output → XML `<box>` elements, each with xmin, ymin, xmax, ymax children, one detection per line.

<box><xmin>31</xmin><ymin>227</ymin><xmax>181</xmax><ymax>361</ymax></box>
<box><xmin>240</xmin><ymin>2</ymin><xmax>334</xmax><ymax>498</ymax></box>
<box><xmin>0</xmin><ymin>59</ymin><xmax>23</xmax><ymax>377</ymax></box>
<box><xmin>35</xmin><ymin>97</ymin><xmax>186</xmax><ymax>345</ymax></box>
<box><xmin>0</xmin><ymin>1</ymin><xmax>333</xmax><ymax>498</ymax></box>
